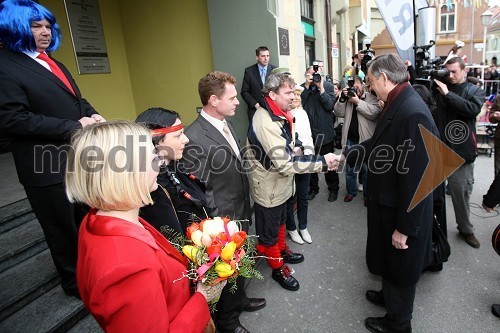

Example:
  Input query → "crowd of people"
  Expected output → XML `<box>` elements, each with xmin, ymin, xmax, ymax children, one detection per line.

<box><xmin>0</xmin><ymin>1</ymin><xmax>499</xmax><ymax>332</ymax></box>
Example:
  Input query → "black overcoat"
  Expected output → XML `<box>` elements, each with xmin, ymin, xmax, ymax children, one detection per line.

<box><xmin>351</xmin><ymin>85</ymin><xmax>436</xmax><ymax>286</ymax></box>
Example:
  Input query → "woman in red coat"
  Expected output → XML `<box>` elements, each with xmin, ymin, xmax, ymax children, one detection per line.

<box><xmin>65</xmin><ymin>121</ymin><xmax>223</xmax><ymax>332</ymax></box>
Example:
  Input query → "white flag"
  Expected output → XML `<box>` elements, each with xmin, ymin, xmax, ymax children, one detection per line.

<box><xmin>374</xmin><ymin>0</ymin><xmax>429</xmax><ymax>64</ymax></box>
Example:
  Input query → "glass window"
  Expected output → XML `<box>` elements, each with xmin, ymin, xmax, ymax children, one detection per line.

<box><xmin>301</xmin><ymin>0</ymin><xmax>313</xmax><ymax>20</ymax></box>
<box><xmin>439</xmin><ymin>4</ymin><xmax>456</xmax><ymax>33</ymax></box>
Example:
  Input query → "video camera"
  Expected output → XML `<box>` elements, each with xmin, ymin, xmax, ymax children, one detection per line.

<box><xmin>413</xmin><ymin>40</ymin><xmax>450</xmax><ymax>89</ymax></box>
<box><xmin>339</xmin><ymin>76</ymin><xmax>356</xmax><ymax>103</ymax></box>
<box><xmin>360</xmin><ymin>38</ymin><xmax>375</xmax><ymax>73</ymax></box>
<box><xmin>312</xmin><ymin>61</ymin><xmax>322</xmax><ymax>83</ymax></box>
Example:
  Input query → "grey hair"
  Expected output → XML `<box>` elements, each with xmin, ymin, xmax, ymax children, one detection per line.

<box><xmin>262</xmin><ymin>73</ymin><xmax>296</xmax><ymax>96</ymax></box>
<box><xmin>368</xmin><ymin>53</ymin><xmax>408</xmax><ymax>85</ymax></box>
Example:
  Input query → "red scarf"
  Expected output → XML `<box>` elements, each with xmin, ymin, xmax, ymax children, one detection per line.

<box><xmin>265</xmin><ymin>96</ymin><xmax>294</xmax><ymax>133</ymax></box>
<box><xmin>380</xmin><ymin>82</ymin><xmax>410</xmax><ymax>119</ymax></box>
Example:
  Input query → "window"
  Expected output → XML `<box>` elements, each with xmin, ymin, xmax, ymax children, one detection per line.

<box><xmin>439</xmin><ymin>4</ymin><xmax>456</xmax><ymax>33</ymax></box>
<box><xmin>301</xmin><ymin>0</ymin><xmax>315</xmax><ymax>68</ymax></box>
<box><xmin>301</xmin><ymin>0</ymin><xmax>313</xmax><ymax>20</ymax></box>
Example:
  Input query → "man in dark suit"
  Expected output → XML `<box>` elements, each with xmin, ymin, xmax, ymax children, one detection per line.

<box><xmin>0</xmin><ymin>0</ymin><xmax>104</xmax><ymax>297</ymax></box>
<box><xmin>241</xmin><ymin>46</ymin><xmax>277</xmax><ymax>120</ymax></box>
<box><xmin>338</xmin><ymin>54</ymin><xmax>437</xmax><ymax>333</ymax></box>
<box><xmin>183</xmin><ymin>71</ymin><xmax>265</xmax><ymax>333</ymax></box>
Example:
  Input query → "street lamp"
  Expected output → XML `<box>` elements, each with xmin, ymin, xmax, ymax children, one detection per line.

<box><xmin>481</xmin><ymin>9</ymin><xmax>493</xmax><ymax>65</ymax></box>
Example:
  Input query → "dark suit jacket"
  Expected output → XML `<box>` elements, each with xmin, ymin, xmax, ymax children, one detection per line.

<box><xmin>347</xmin><ymin>84</ymin><xmax>436</xmax><ymax>286</ymax></box>
<box><xmin>241</xmin><ymin>63</ymin><xmax>277</xmax><ymax>119</ymax></box>
<box><xmin>0</xmin><ymin>49</ymin><xmax>97</xmax><ymax>186</ymax></box>
<box><xmin>183</xmin><ymin>115</ymin><xmax>251</xmax><ymax>227</ymax></box>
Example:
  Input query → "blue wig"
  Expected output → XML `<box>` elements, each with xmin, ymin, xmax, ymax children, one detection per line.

<box><xmin>0</xmin><ymin>0</ymin><xmax>61</xmax><ymax>52</ymax></box>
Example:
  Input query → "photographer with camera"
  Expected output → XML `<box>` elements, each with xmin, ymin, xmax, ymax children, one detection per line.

<box><xmin>334</xmin><ymin>75</ymin><xmax>381</xmax><ymax>204</ymax></box>
<box><xmin>433</xmin><ymin>56</ymin><xmax>485</xmax><ymax>249</ymax></box>
<box><xmin>301</xmin><ymin>64</ymin><xmax>339</xmax><ymax>202</ymax></box>
<box><xmin>360</xmin><ymin>38</ymin><xmax>375</xmax><ymax>75</ymax></box>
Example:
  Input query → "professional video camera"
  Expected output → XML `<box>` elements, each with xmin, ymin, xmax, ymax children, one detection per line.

<box><xmin>360</xmin><ymin>38</ymin><xmax>375</xmax><ymax>73</ymax></box>
<box><xmin>413</xmin><ymin>40</ymin><xmax>449</xmax><ymax>89</ymax></box>
<box><xmin>339</xmin><ymin>76</ymin><xmax>356</xmax><ymax>103</ymax></box>
<box><xmin>312</xmin><ymin>61</ymin><xmax>322</xmax><ymax>83</ymax></box>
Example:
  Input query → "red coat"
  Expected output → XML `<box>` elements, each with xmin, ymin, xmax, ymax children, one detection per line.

<box><xmin>77</xmin><ymin>210</ymin><xmax>210</xmax><ymax>332</ymax></box>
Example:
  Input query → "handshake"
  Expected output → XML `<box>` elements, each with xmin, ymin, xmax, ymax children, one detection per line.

<box><xmin>323</xmin><ymin>153</ymin><xmax>344</xmax><ymax>171</ymax></box>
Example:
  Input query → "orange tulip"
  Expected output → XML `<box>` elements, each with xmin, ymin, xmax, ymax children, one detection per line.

<box><xmin>217</xmin><ymin>232</ymin><xmax>228</xmax><ymax>243</ymax></box>
<box><xmin>231</xmin><ymin>231</ymin><xmax>247</xmax><ymax>249</ymax></box>
<box><xmin>207</xmin><ymin>238</ymin><xmax>223</xmax><ymax>256</ymax></box>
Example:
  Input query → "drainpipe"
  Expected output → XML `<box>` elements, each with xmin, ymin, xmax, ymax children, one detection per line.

<box><xmin>326</xmin><ymin>0</ymin><xmax>333</xmax><ymax>76</ymax></box>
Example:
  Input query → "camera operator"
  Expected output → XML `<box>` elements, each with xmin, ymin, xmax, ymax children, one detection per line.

<box><xmin>301</xmin><ymin>65</ymin><xmax>339</xmax><ymax>202</ymax></box>
<box><xmin>334</xmin><ymin>75</ymin><xmax>381</xmax><ymax>204</ymax></box>
<box><xmin>433</xmin><ymin>56</ymin><xmax>485</xmax><ymax>249</ymax></box>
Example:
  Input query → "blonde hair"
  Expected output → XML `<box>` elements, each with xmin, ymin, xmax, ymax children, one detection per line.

<box><xmin>65</xmin><ymin>120</ymin><xmax>155</xmax><ymax>211</ymax></box>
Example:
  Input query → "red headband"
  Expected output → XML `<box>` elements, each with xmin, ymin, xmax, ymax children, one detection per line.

<box><xmin>151</xmin><ymin>123</ymin><xmax>184</xmax><ymax>137</ymax></box>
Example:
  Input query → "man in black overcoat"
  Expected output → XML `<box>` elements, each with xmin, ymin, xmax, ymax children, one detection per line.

<box><xmin>339</xmin><ymin>54</ymin><xmax>437</xmax><ymax>333</ymax></box>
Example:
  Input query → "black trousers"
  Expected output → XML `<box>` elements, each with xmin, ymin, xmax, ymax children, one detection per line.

<box><xmin>213</xmin><ymin>276</ymin><xmax>248</xmax><ymax>330</ymax></box>
<box><xmin>24</xmin><ymin>183</ymin><xmax>88</xmax><ymax>295</ymax></box>
<box><xmin>382</xmin><ymin>277</ymin><xmax>416</xmax><ymax>330</ymax></box>
<box><xmin>309</xmin><ymin>141</ymin><xmax>339</xmax><ymax>192</ymax></box>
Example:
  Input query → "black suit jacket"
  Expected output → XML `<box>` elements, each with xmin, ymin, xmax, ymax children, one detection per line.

<box><xmin>0</xmin><ymin>49</ymin><xmax>97</xmax><ymax>186</ymax></box>
<box><xmin>182</xmin><ymin>115</ymin><xmax>251</xmax><ymax>227</ymax></box>
<box><xmin>241</xmin><ymin>63</ymin><xmax>277</xmax><ymax>119</ymax></box>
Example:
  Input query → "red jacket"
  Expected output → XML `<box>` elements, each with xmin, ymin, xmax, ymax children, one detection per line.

<box><xmin>77</xmin><ymin>210</ymin><xmax>210</xmax><ymax>332</ymax></box>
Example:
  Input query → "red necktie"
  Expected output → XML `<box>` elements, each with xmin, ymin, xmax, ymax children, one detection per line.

<box><xmin>37</xmin><ymin>53</ymin><xmax>76</xmax><ymax>95</ymax></box>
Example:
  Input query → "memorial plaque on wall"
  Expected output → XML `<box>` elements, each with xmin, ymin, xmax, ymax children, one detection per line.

<box><xmin>64</xmin><ymin>0</ymin><xmax>110</xmax><ymax>74</ymax></box>
<box><xmin>278</xmin><ymin>28</ymin><xmax>290</xmax><ymax>56</ymax></box>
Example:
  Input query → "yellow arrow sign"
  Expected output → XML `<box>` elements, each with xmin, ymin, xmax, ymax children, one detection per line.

<box><xmin>408</xmin><ymin>124</ymin><xmax>465</xmax><ymax>212</ymax></box>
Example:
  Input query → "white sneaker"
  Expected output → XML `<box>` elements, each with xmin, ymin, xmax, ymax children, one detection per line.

<box><xmin>358</xmin><ymin>184</ymin><xmax>364</xmax><ymax>192</ymax></box>
<box><xmin>299</xmin><ymin>228</ymin><xmax>312</xmax><ymax>244</ymax></box>
<box><xmin>288</xmin><ymin>229</ymin><xmax>304</xmax><ymax>244</ymax></box>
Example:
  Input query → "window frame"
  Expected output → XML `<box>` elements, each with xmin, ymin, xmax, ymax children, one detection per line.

<box><xmin>438</xmin><ymin>3</ymin><xmax>457</xmax><ymax>33</ymax></box>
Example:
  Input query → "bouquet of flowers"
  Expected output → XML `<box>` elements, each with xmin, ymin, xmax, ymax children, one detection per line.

<box><xmin>167</xmin><ymin>216</ymin><xmax>263</xmax><ymax>306</ymax></box>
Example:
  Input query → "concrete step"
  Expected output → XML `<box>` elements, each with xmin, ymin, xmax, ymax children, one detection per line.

<box><xmin>0</xmin><ymin>218</ymin><xmax>46</xmax><ymax>273</ymax></box>
<box><xmin>0</xmin><ymin>198</ymin><xmax>35</xmax><ymax>233</ymax></box>
<box><xmin>0</xmin><ymin>286</ymin><xmax>87</xmax><ymax>333</ymax></box>
<box><xmin>67</xmin><ymin>314</ymin><xmax>102</xmax><ymax>333</ymax></box>
<box><xmin>0</xmin><ymin>249</ymin><xmax>59</xmax><ymax>321</ymax></box>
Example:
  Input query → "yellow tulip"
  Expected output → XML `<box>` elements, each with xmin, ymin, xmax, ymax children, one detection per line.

<box><xmin>221</xmin><ymin>241</ymin><xmax>236</xmax><ymax>261</ymax></box>
<box><xmin>215</xmin><ymin>261</ymin><xmax>235</xmax><ymax>277</ymax></box>
<box><xmin>182</xmin><ymin>245</ymin><xmax>198</xmax><ymax>262</ymax></box>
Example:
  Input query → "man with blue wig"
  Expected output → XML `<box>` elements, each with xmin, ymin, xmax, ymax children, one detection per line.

<box><xmin>0</xmin><ymin>0</ymin><xmax>104</xmax><ymax>298</ymax></box>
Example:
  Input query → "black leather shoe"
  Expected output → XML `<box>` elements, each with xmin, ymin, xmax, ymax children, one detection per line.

<box><xmin>63</xmin><ymin>287</ymin><xmax>81</xmax><ymax>299</ymax></box>
<box><xmin>424</xmin><ymin>262</ymin><xmax>443</xmax><ymax>272</ymax></box>
<box><xmin>492</xmin><ymin>304</ymin><xmax>500</xmax><ymax>318</ymax></box>
<box><xmin>241</xmin><ymin>297</ymin><xmax>266</xmax><ymax>312</ymax></box>
<box><xmin>308</xmin><ymin>189</ymin><xmax>319</xmax><ymax>200</ymax></box>
<box><xmin>328</xmin><ymin>191</ymin><xmax>338</xmax><ymax>202</ymax></box>
<box><xmin>365</xmin><ymin>317</ymin><xmax>411</xmax><ymax>333</ymax></box>
<box><xmin>366</xmin><ymin>290</ymin><xmax>385</xmax><ymax>307</ymax></box>
<box><xmin>272</xmin><ymin>265</ymin><xmax>299</xmax><ymax>291</ymax></box>
<box><xmin>281</xmin><ymin>248</ymin><xmax>304</xmax><ymax>264</ymax></box>
<box><xmin>217</xmin><ymin>324</ymin><xmax>250</xmax><ymax>333</ymax></box>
